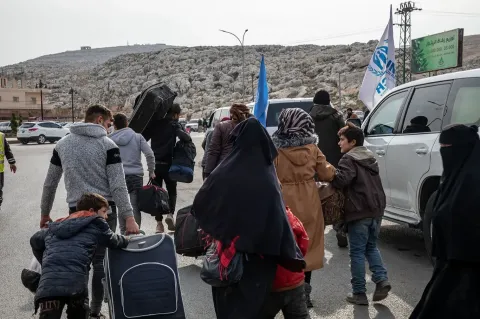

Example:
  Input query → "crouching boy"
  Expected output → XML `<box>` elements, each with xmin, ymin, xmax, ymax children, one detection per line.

<box><xmin>260</xmin><ymin>207</ymin><xmax>310</xmax><ymax>319</ymax></box>
<box><xmin>30</xmin><ymin>193</ymin><xmax>129</xmax><ymax>319</ymax></box>
<box><xmin>331</xmin><ymin>123</ymin><xmax>391</xmax><ymax>305</ymax></box>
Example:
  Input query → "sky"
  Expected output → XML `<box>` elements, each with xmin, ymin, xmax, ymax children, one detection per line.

<box><xmin>1</xmin><ymin>0</ymin><xmax>480</xmax><ymax>66</ymax></box>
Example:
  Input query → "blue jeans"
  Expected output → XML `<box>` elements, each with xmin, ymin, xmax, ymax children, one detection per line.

<box><xmin>347</xmin><ymin>218</ymin><xmax>388</xmax><ymax>294</ymax></box>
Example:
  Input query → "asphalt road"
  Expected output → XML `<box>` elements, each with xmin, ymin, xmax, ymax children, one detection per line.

<box><xmin>0</xmin><ymin>133</ymin><xmax>433</xmax><ymax>319</ymax></box>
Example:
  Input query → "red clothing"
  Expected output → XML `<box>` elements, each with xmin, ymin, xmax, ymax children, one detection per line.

<box><xmin>272</xmin><ymin>207</ymin><xmax>309</xmax><ymax>291</ymax></box>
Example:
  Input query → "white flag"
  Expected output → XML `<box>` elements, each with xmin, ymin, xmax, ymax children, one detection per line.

<box><xmin>359</xmin><ymin>5</ymin><xmax>396</xmax><ymax>110</ymax></box>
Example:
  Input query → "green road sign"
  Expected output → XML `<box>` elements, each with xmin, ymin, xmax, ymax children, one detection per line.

<box><xmin>411</xmin><ymin>29</ymin><xmax>464</xmax><ymax>74</ymax></box>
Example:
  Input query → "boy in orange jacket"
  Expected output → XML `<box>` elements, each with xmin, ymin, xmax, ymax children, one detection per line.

<box><xmin>260</xmin><ymin>206</ymin><xmax>310</xmax><ymax>318</ymax></box>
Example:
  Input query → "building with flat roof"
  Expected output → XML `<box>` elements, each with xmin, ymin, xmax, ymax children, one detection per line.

<box><xmin>0</xmin><ymin>77</ymin><xmax>56</xmax><ymax>120</ymax></box>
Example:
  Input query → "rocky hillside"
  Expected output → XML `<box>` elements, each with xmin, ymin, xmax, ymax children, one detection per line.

<box><xmin>2</xmin><ymin>36</ymin><xmax>480</xmax><ymax>117</ymax></box>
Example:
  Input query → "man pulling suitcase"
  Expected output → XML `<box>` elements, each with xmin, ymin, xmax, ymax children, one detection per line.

<box><xmin>40</xmin><ymin>105</ymin><xmax>139</xmax><ymax>319</ymax></box>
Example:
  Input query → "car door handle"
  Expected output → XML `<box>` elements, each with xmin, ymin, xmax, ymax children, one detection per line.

<box><xmin>415</xmin><ymin>148</ymin><xmax>428</xmax><ymax>155</ymax></box>
<box><xmin>376</xmin><ymin>149</ymin><xmax>386</xmax><ymax>156</ymax></box>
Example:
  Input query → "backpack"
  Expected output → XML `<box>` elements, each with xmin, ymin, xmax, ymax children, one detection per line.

<box><xmin>169</xmin><ymin>141</ymin><xmax>197</xmax><ymax>183</ymax></box>
<box><xmin>174</xmin><ymin>205</ymin><xmax>206</xmax><ymax>257</ymax></box>
<box><xmin>137</xmin><ymin>180</ymin><xmax>170</xmax><ymax>217</ymax></box>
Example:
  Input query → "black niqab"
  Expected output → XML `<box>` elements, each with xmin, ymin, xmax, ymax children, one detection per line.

<box><xmin>410</xmin><ymin>125</ymin><xmax>480</xmax><ymax>318</ymax></box>
<box><xmin>193</xmin><ymin>117</ymin><xmax>305</xmax><ymax>272</ymax></box>
<box><xmin>432</xmin><ymin>124</ymin><xmax>480</xmax><ymax>262</ymax></box>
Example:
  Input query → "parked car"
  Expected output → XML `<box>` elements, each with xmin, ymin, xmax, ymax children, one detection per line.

<box><xmin>206</xmin><ymin>98</ymin><xmax>314</xmax><ymax>135</ymax></box>
<box><xmin>185</xmin><ymin>119</ymin><xmax>200</xmax><ymax>132</ymax></box>
<box><xmin>362</xmin><ymin>68</ymin><xmax>480</xmax><ymax>262</ymax></box>
<box><xmin>0</xmin><ymin>122</ymin><xmax>12</xmax><ymax>133</ymax></box>
<box><xmin>17</xmin><ymin>122</ymin><xmax>70</xmax><ymax>144</ymax></box>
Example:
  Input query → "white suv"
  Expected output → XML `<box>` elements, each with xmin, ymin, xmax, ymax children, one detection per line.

<box><xmin>17</xmin><ymin>122</ymin><xmax>70</xmax><ymax>144</ymax></box>
<box><xmin>362</xmin><ymin>68</ymin><xmax>480</xmax><ymax>260</ymax></box>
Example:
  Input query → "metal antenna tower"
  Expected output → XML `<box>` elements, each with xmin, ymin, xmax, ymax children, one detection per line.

<box><xmin>395</xmin><ymin>2</ymin><xmax>422</xmax><ymax>85</ymax></box>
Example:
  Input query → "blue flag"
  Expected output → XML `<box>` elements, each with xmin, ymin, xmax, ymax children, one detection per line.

<box><xmin>254</xmin><ymin>55</ymin><xmax>268</xmax><ymax>127</ymax></box>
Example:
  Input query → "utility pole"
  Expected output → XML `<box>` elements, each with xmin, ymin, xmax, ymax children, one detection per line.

<box><xmin>219</xmin><ymin>29</ymin><xmax>248</xmax><ymax>101</ymax></box>
<box><xmin>395</xmin><ymin>2</ymin><xmax>422</xmax><ymax>85</ymax></box>
<box><xmin>69</xmin><ymin>88</ymin><xmax>76</xmax><ymax>122</ymax></box>
<box><xmin>338</xmin><ymin>73</ymin><xmax>342</xmax><ymax>109</ymax></box>
<box><xmin>36</xmin><ymin>80</ymin><xmax>46</xmax><ymax>121</ymax></box>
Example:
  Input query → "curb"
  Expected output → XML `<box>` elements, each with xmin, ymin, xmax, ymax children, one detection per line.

<box><xmin>7</xmin><ymin>139</ymin><xmax>20</xmax><ymax>145</ymax></box>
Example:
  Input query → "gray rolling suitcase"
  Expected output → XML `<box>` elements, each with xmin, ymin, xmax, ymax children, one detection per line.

<box><xmin>104</xmin><ymin>233</ymin><xmax>185</xmax><ymax>319</ymax></box>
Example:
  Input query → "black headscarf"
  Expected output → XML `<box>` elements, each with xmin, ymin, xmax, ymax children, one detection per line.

<box><xmin>432</xmin><ymin>124</ymin><xmax>480</xmax><ymax>262</ymax></box>
<box><xmin>193</xmin><ymin>117</ymin><xmax>305</xmax><ymax>272</ymax></box>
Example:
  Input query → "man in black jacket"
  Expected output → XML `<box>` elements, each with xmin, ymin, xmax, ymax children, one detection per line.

<box><xmin>31</xmin><ymin>193</ymin><xmax>129</xmax><ymax>319</ymax></box>
<box><xmin>309</xmin><ymin>90</ymin><xmax>348</xmax><ymax>247</ymax></box>
<box><xmin>142</xmin><ymin>103</ymin><xmax>192</xmax><ymax>233</ymax></box>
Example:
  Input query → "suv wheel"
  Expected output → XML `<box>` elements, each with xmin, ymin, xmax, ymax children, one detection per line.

<box><xmin>21</xmin><ymin>140</ymin><xmax>28</xmax><ymax>145</ymax></box>
<box><xmin>37</xmin><ymin>135</ymin><xmax>46</xmax><ymax>144</ymax></box>
<box><xmin>423</xmin><ymin>190</ymin><xmax>437</xmax><ymax>265</ymax></box>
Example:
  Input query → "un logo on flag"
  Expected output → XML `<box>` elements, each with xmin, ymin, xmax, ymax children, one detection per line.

<box><xmin>368</xmin><ymin>45</ymin><xmax>388</xmax><ymax>77</ymax></box>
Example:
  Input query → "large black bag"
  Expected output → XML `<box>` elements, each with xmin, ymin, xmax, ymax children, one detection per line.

<box><xmin>129</xmin><ymin>83</ymin><xmax>177</xmax><ymax>134</ymax></box>
<box><xmin>137</xmin><ymin>180</ymin><xmax>170</xmax><ymax>217</ymax></box>
<box><xmin>174</xmin><ymin>206</ymin><xmax>206</xmax><ymax>257</ymax></box>
<box><xmin>169</xmin><ymin>141</ymin><xmax>197</xmax><ymax>183</ymax></box>
<box><xmin>200</xmin><ymin>242</ymin><xmax>244</xmax><ymax>287</ymax></box>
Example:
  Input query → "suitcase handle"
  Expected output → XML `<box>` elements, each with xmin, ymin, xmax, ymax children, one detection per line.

<box><xmin>123</xmin><ymin>233</ymin><xmax>166</xmax><ymax>252</ymax></box>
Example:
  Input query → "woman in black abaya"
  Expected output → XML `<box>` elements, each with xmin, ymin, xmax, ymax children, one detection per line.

<box><xmin>193</xmin><ymin>117</ymin><xmax>305</xmax><ymax>319</ymax></box>
<box><xmin>410</xmin><ymin>124</ymin><xmax>480</xmax><ymax>319</ymax></box>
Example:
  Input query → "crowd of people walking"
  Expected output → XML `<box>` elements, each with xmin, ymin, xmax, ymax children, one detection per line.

<box><xmin>22</xmin><ymin>86</ymin><xmax>480</xmax><ymax>319</ymax></box>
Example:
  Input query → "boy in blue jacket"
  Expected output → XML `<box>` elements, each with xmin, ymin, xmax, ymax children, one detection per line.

<box><xmin>30</xmin><ymin>193</ymin><xmax>129</xmax><ymax>319</ymax></box>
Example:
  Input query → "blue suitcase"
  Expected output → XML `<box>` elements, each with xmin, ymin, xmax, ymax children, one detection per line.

<box><xmin>104</xmin><ymin>233</ymin><xmax>185</xmax><ymax>319</ymax></box>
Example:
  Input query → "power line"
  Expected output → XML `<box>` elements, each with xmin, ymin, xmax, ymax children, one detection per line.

<box><xmin>285</xmin><ymin>26</ymin><xmax>384</xmax><ymax>45</ymax></box>
<box><xmin>422</xmin><ymin>10</ymin><xmax>480</xmax><ymax>17</ymax></box>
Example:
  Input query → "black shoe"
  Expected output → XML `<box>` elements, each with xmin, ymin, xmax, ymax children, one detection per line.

<box><xmin>373</xmin><ymin>280</ymin><xmax>391</xmax><ymax>302</ymax></box>
<box><xmin>336</xmin><ymin>232</ymin><xmax>348</xmax><ymax>248</ymax></box>
<box><xmin>346</xmin><ymin>293</ymin><xmax>368</xmax><ymax>306</ymax></box>
<box><xmin>304</xmin><ymin>283</ymin><xmax>314</xmax><ymax>308</ymax></box>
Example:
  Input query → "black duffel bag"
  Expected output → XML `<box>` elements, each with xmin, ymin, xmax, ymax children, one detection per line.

<box><xmin>137</xmin><ymin>180</ymin><xmax>170</xmax><ymax>217</ymax></box>
<box><xmin>174</xmin><ymin>205</ymin><xmax>206</xmax><ymax>257</ymax></box>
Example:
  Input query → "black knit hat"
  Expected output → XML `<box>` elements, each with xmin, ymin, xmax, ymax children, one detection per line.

<box><xmin>313</xmin><ymin>90</ymin><xmax>330</xmax><ymax>105</ymax></box>
<box><xmin>439</xmin><ymin>124</ymin><xmax>479</xmax><ymax>145</ymax></box>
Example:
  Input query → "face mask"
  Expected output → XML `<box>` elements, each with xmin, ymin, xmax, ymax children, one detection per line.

<box><xmin>440</xmin><ymin>147</ymin><xmax>455</xmax><ymax>176</ymax></box>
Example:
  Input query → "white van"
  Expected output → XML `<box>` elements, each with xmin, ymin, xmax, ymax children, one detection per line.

<box><xmin>206</xmin><ymin>98</ymin><xmax>314</xmax><ymax>135</ymax></box>
<box><xmin>362</xmin><ymin>68</ymin><xmax>480</xmax><ymax>261</ymax></box>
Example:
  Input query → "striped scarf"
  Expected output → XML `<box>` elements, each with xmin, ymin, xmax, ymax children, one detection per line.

<box><xmin>273</xmin><ymin>108</ymin><xmax>316</xmax><ymax>138</ymax></box>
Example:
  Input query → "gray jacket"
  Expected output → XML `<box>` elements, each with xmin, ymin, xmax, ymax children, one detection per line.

<box><xmin>40</xmin><ymin>123</ymin><xmax>133</xmax><ymax>220</ymax></box>
<box><xmin>109</xmin><ymin>127</ymin><xmax>155</xmax><ymax>176</ymax></box>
